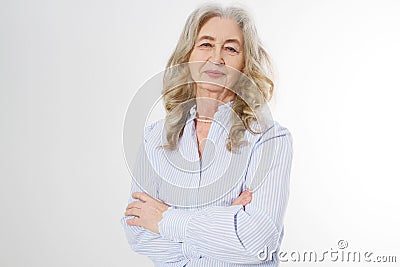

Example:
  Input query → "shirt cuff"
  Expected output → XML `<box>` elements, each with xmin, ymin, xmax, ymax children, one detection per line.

<box><xmin>158</xmin><ymin>206</ymin><xmax>194</xmax><ymax>242</ymax></box>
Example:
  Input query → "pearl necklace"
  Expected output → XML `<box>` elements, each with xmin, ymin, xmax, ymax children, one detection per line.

<box><xmin>195</xmin><ymin>116</ymin><xmax>214</xmax><ymax>123</ymax></box>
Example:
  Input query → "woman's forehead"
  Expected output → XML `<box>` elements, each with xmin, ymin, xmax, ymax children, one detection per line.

<box><xmin>197</xmin><ymin>17</ymin><xmax>243</xmax><ymax>44</ymax></box>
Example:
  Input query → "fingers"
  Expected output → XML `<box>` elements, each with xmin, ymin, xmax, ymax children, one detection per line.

<box><xmin>231</xmin><ymin>196</ymin><xmax>242</xmax><ymax>206</ymax></box>
<box><xmin>127</xmin><ymin>217</ymin><xmax>140</xmax><ymax>226</ymax></box>
<box><xmin>240</xmin><ymin>190</ymin><xmax>252</xmax><ymax>206</ymax></box>
<box><xmin>125</xmin><ymin>206</ymin><xmax>140</xmax><ymax>217</ymax></box>
<box><xmin>126</xmin><ymin>200</ymin><xmax>143</xmax><ymax>210</ymax></box>
<box><xmin>231</xmin><ymin>189</ymin><xmax>253</xmax><ymax>206</ymax></box>
<box><xmin>125</xmin><ymin>200</ymin><xmax>143</xmax><ymax>217</ymax></box>
<box><xmin>132</xmin><ymin>191</ymin><xmax>152</xmax><ymax>202</ymax></box>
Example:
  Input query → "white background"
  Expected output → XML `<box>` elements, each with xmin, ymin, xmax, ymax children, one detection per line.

<box><xmin>1</xmin><ymin>0</ymin><xmax>399</xmax><ymax>266</ymax></box>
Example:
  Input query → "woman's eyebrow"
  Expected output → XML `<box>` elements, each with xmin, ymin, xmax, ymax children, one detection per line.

<box><xmin>197</xmin><ymin>35</ymin><xmax>242</xmax><ymax>46</ymax></box>
<box><xmin>197</xmin><ymin>35</ymin><xmax>215</xmax><ymax>42</ymax></box>
<box><xmin>225</xmin><ymin>38</ymin><xmax>241</xmax><ymax>46</ymax></box>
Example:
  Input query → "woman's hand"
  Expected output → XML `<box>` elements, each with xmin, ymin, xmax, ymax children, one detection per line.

<box><xmin>125</xmin><ymin>192</ymin><xmax>170</xmax><ymax>234</ymax></box>
<box><xmin>125</xmin><ymin>189</ymin><xmax>251</xmax><ymax>234</ymax></box>
<box><xmin>231</xmin><ymin>189</ymin><xmax>253</xmax><ymax>207</ymax></box>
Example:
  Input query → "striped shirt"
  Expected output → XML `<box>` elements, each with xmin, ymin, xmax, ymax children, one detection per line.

<box><xmin>121</xmin><ymin>101</ymin><xmax>293</xmax><ymax>266</ymax></box>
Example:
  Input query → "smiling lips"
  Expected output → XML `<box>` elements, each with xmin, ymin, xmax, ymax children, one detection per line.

<box><xmin>204</xmin><ymin>69</ymin><xmax>225</xmax><ymax>78</ymax></box>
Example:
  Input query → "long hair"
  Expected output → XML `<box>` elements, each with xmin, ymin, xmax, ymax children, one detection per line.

<box><xmin>162</xmin><ymin>3</ymin><xmax>274</xmax><ymax>152</ymax></box>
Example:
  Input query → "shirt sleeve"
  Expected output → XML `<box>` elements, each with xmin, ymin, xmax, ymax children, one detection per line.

<box><xmin>121</xmin><ymin>178</ymin><xmax>201</xmax><ymax>264</ymax></box>
<box><xmin>158</xmin><ymin>127</ymin><xmax>293</xmax><ymax>264</ymax></box>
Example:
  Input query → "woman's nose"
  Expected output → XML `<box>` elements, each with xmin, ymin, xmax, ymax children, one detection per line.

<box><xmin>210</xmin><ymin>46</ymin><xmax>225</xmax><ymax>65</ymax></box>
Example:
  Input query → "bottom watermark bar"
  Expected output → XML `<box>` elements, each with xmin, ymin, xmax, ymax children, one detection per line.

<box><xmin>258</xmin><ymin>240</ymin><xmax>397</xmax><ymax>263</ymax></box>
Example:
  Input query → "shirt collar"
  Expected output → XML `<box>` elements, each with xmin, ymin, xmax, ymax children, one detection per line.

<box><xmin>188</xmin><ymin>100</ymin><xmax>234</xmax><ymax>121</ymax></box>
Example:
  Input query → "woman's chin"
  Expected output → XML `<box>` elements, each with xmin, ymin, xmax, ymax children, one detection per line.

<box><xmin>195</xmin><ymin>82</ymin><xmax>231</xmax><ymax>93</ymax></box>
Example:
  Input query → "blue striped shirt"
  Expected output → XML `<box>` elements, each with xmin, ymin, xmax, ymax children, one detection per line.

<box><xmin>121</xmin><ymin>101</ymin><xmax>293</xmax><ymax>266</ymax></box>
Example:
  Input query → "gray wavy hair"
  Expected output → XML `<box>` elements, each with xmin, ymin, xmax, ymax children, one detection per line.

<box><xmin>161</xmin><ymin>3</ymin><xmax>274</xmax><ymax>152</ymax></box>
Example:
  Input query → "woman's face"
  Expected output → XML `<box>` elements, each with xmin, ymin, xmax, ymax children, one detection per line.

<box><xmin>188</xmin><ymin>16</ymin><xmax>245</xmax><ymax>95</ymax></box>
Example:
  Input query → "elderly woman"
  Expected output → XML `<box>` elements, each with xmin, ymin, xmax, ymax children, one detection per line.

<box><xmin>121</xmin><ymin>3</ymin><xmax>293</xmax><ymax>267</ymax></box>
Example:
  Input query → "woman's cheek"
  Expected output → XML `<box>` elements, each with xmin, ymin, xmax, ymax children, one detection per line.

<box><xmin>191</xmin><ymin>49</ymin><xmax>210</xmax><ymax>61</ymax></box>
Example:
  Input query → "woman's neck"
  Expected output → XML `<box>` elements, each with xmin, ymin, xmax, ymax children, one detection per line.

<box><xmin>195</xmin><ymin>87</ymin><xmax>234</xmax><ymax>118</ymax></box>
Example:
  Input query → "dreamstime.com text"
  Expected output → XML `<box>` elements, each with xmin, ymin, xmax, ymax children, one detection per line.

<box><xmin>257</xmin><ymin>240</ymin><xmax>397</xmax><ymax>263</ymax></box>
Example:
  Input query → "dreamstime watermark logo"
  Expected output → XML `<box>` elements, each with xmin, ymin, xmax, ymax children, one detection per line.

<box><xmin>337</xmin><ymin>239</ymin><xmax>348</xmax><ymax>249</ymax></box>
<box><xmin>122</xmin><ymin>62</ymin><xmax>277</xmax><ymax>207</ymax></box>
<box><xmin>257</xmin><ymin>240</ymin><xmax>397</xmax><ymax>263</ymax></box>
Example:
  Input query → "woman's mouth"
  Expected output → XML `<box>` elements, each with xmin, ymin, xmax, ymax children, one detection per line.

<box><xmin>204</xmin><ymin>70</ymin><xmax>225</xmax><ymax>78</ymax></box>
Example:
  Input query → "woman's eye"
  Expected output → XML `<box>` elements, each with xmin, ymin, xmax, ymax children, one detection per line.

<box><xmin>225</xmin><ymin>46</ymin><xmax>238</xmax><ymax>53</ymax></box>
<box><xmin>199</xmin><ymin>42</ymin><xmax>212</xmax><ymax>47</ymax></box>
